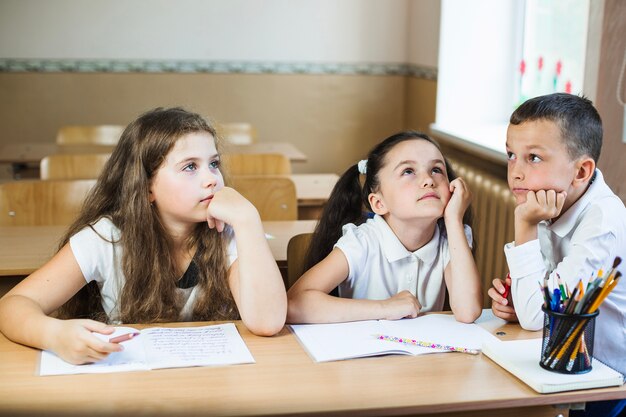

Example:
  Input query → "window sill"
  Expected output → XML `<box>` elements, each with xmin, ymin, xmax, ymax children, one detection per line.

<box><xmin>429</xmin><ymin>123</ymin><xmax>508</xmax><ymax>166</ymax></box>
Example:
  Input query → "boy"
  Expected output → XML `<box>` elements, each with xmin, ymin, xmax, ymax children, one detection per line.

<box><xmin>489</xmin><ymin>93</ymin><xmax>626</xmax><ymax>383</ymax></box>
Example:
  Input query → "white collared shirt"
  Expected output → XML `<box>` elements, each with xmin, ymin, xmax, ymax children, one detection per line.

<box><xmin>505</xmin><ymin>170</ymin><xmax>626</xmax><ymax>374</ymax></box>
<box><xmin>335</xmin><ymin>215</ymin><xmax>472</xmax><ymax>313</ymax></box>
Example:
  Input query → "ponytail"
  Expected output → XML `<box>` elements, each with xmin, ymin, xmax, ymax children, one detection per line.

<box><xmin>304</xmin><ymin>164</ymin><xmax>366</xmax><ymax>270</ymax></box>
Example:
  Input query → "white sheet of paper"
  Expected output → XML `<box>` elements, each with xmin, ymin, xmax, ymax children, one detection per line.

<box><xmin>39</xmin><ymin>323</ymin><xmax>254</xmax><ymax>376</ymax></box>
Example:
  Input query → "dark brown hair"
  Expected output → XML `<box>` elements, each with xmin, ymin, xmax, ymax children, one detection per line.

<box><xmin>510</xmin><ymin>93</ymin><xmax>603</xmax><ymax>163</ymax></box>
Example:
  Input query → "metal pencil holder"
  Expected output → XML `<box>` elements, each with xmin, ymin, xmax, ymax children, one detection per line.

<box><xmin>539</xmin><ymin>307</ymin><xmax>598</xmax><ymax>374</ymax></box>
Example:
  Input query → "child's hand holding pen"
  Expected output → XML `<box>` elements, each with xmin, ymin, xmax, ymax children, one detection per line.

<box><xmin>488</xmin><ymin>274</ymin><xmax>518</xmax><ymax>322</ymax></box>
<box><xmin>48</xmin><ymin>319</ymin><xmax>125</xmax><ymax>365</ymax></box>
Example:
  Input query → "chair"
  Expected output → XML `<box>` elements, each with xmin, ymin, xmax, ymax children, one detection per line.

<box><xmin>222</xmin><ymin>153</ymin><xmax>291</xmax><ymax>175</ymax></box>
<box><xmin>230</xmin><ymin>176</ymin><xmax>297</xmax><ymax>221</ymax></box>
<box><xmin>40</xmin><ymin>153</ymin><xmax>111</xmax><ymax>180</ymax></box>
<box><xmin>56</xmin><ymin>125</ymin><xmax>124</xmax><ymax>146</ymax></box>
<box><xmin>0</xmin><ymin>179</ymin><xmax>96</xmax><ymax>226</ymax></box>
<box><xmin>286</xmin><ymin>233</ymin><xmax>313</xmax><ymax>289</ymax></box>
<box><xmin>217</xmin><ymin>122</ymin><xmax>257</xmax><ymax>145</ymax></box>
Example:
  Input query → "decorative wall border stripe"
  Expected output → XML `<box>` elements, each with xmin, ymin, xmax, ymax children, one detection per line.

<box><xmin>0</xmin><ymin>59</ymin><xmax>437</xmax><ymax>79</ymax></box>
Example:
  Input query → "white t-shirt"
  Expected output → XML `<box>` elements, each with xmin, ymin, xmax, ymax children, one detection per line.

<box><xmin>505</xmin><ymin>170</ymin><xmax>626</xmax><ymax>375</ymax></box>
<box><xmin>335</xmin><ymin>215</ymin><xmax>473</xmax><ymax>312</ymax></box>
<box><xmin>69</xmin><ymin>217</ymin><xmax>238</xmax><ymax>323</ymax></box>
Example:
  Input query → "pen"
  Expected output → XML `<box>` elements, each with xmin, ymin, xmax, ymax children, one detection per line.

<box><xmin>374</xmin><ymin>334</ymin><xmax>480</xmax><ymax>355</ymax></box>
<box><xmin>109</xmin><ymin>332</ymin><xmax>140</xmax><ymax>344</ymax></box>
<box><xmin>501</xmin><ymin>273</ymin><xmax>511</xmax><ymax>299</ymax></box>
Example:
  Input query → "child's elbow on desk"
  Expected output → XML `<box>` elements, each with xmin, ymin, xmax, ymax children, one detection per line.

<box><xmin>243</xmin><ymin>317</ymin><xmax>285</xmax><ymax>337</ymax></box>
<box><xmin>452</xmin><ymin>303</ymin><xmax>483</xmax><ymax>324</ymax></box>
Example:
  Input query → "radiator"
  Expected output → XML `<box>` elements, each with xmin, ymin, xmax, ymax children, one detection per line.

<box><xmin>448</xmin><ymin>158</ymin><xmax>517</xmax><ymax>306</ymax></box>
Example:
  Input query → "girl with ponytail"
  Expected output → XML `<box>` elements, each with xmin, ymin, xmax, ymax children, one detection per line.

<box><xmin>287</xmin><ymin>131</ymin><xmax>482</xmax><ymax>324</ymax></box>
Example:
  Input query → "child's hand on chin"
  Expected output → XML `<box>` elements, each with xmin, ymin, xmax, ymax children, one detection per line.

<box><xmin>515</xmin><ymin>189</ymin><xmax>567</xmax><ymax>225</ymax></box>
<box><xmin>206</xmin><ymin>187</ymin><xmax>258</xmax><ymax>232</ymax></box>
<box><xmin>444</xmin><ymin>177</ymin><xmax>471</xmax><ymax>224</ymax></box>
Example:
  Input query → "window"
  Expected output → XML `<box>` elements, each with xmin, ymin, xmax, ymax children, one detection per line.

<box><xmin>431</xmin><ymin>0</ymin><xmax>590</xmax><ymax>160</ymax></box>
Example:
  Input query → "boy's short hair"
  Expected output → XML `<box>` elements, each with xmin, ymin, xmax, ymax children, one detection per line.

<box><xmin>510</xmin><ymin>93</ymin><xmax>603</xmax><ymax>163</ymax></box>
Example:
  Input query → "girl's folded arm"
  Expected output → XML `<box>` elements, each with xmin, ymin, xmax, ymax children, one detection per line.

<box><xmin>287</xmin><ymin>248</ymin><xmax>401</xmax><ymax>324</ymax></box>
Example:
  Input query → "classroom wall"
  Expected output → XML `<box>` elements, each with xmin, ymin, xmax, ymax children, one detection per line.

<box><xmin>0</xmin><ymin>0</ymin><xmax>438</xmax><ymax>176</ymax></box>
<box><xmin>0</xmin><ymin>72</ymin><xmax>406</xmax><ymax>175</ymax></box>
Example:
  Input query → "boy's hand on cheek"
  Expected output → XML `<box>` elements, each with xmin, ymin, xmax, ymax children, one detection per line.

<box><xmin>515</xmin><ymin>189</ymin><xmax>566</xmax><ymax>225</ymax></box>
<box><xmin>514</xmin><ymin>189</ymin><xmax>566</xmax><ymax>245</ymax></box>
<box><xmin>206</xmin><ymin>187</ymin><xmax>259</xmax><ymax>232</ymax></box>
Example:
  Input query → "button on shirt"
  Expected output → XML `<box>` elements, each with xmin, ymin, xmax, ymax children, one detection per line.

<box><xmin>335</xmin><ymin>215</ymin><xmax>473</xmax><ymax>313</ymax></box>
<box><xmin>505</xmin><ymin>170</ymin><xmax>626</xmax><ymax>375</ymax></box>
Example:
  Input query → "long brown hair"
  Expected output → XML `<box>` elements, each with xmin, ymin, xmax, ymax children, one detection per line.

<box><xmin>57</xmin><ymin>107</ymin><xmax>238</xmax><ymax>323</ymax></box>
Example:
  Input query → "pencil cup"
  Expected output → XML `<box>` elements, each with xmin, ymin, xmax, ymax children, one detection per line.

<box><xmin>540</xmin><ymin>307</ymin><xmax>598</xmax><ymax>374</ymax></box>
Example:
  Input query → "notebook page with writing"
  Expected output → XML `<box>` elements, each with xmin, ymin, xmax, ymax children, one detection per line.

<box><xmin>482</xmin><ymin>338</ymin><xmax>624</xmax><ymax>394</ymax></box>
<box><xmin>142</xmin><ymin>324</ymin><xmax>254</xmax><ymax>369</ymax></box>
<box><xmin>39</xmin><ymin>323</ymin><xmax>254</xmax><ymax>376</ymax></box>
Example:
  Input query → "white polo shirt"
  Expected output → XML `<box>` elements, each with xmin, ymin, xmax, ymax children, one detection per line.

<box><xmin>70</xmin><ymin>217</ymin><xmax>238</xmax><ymax>323</ymax></box>
<box><xmin>335</xmin><ymin>215</ymin><xmax>472</xmax><ymax>312</ymax></box>
<box><xmin>505</xmin><ymin>169</ymin><xmax>626</xmax><ymax>375</ymax></box>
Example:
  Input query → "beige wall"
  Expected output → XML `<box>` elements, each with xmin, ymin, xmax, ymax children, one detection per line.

<box><xmin>0</xmin><ymin>72</ymin><xmax>421</xmax><ymax>176</ymax></box>
<box><xmin>404</xmin><ymin>77</ymin><xmax>438</xmax><ymax>133</ymax></box>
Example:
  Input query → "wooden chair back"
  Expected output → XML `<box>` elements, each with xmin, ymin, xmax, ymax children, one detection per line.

<box><xmin>217</xmin><ymin>122</ymin><xmax>257</xmax><ymax>145</ymax></box>
<box><xmin>222</xmin><ymin>153</ymin><xmax>291</xmax><ymax>176</ymax></box>
<box><xmin>286</xmin><ymin>233</ymin><xmax>313</xmax><ymax>289</ymax></box>
<box><xmin>230</xmin><ymin>176</ymin><xmax>297</xmax><ymax>221</ymax></box>
<box><xmin>40</xmin><ymin>153</ymin><xmax>111</xmax><ymax>180</ymax></box>
<box><xmin>0</xmin><ymin>180</ymin><xmax>96</xmax><ymax>226</ymax></box>
<box><xmin>56</xmin><ymin>125</ymin><xmax>124</xmax><ymax>146</ymax></box>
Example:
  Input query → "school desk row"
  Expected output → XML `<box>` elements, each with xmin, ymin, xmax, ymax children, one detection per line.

<box><xmin>0</xmin><ymin>141</ymin><xmax>308</xmax><ymax>178</ymax></box>
<box><xmin>0</xmin><ymin>220</ymin><xmax>317</xmax><ymax>278</ymax></box>
<box><xmin>1</xmin><ymin>315</ymin><xmax>625</xmax><ymax>417</ymax></box>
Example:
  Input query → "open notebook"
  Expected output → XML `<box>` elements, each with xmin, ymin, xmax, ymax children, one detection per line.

<box><xmin>290</xmin><ymin>314</ymin><xmax>500</xmax><ymax>362</ymax></box>
<box><xmin>482</xmin><ymin>338</ymin><xmax>624</xmax><ymax>394</ymax></box>
<box><xmin>39</xmin><ymin>323</ymin><xmax>254</xmax><ymax>376</ymax></box>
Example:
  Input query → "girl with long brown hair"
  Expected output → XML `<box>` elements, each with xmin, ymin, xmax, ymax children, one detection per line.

<box><xmin>0</xmin><ymin>107</ymin><xmax>287</xmax><ymax>364</ymax></box>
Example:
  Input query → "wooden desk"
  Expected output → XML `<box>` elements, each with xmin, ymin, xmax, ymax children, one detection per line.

<box><xmin>0</xmin><ymin>318</ymin><xmax>624</xmax><ymax>416</ymax></box>
<box><xmin>228</xmin><ymin>142</ymin><xmax>307</xmax><ymax>162</ymax></box>
<box><xmin>0</xmin><ymin>143</ymin><xmax>116</xmax><ymax>180</ymax></box>
<box><xmin>0</xmin><ymin>142</ymin><xmax>307</xmax><ymax>179</ymax></box>
<box><xmin>291</xmin><ymin>173</ymin><xmax>339</xmax><ymax>219</ymax></box>
<box><xmin>229</xmin><ymin>174</ymin><xmax>338</xmax><ymax>220</ymax></box>
<box><xmin>0</xmin><ymin>220</ymin><xmax>317</xmax><ymax>277</ymax></box>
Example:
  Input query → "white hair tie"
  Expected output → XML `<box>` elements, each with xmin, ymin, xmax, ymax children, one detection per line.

<box><xmin>357</xmin><ymin>159</ymin><xmax>368</xmax><ymax>175</ymax></box>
